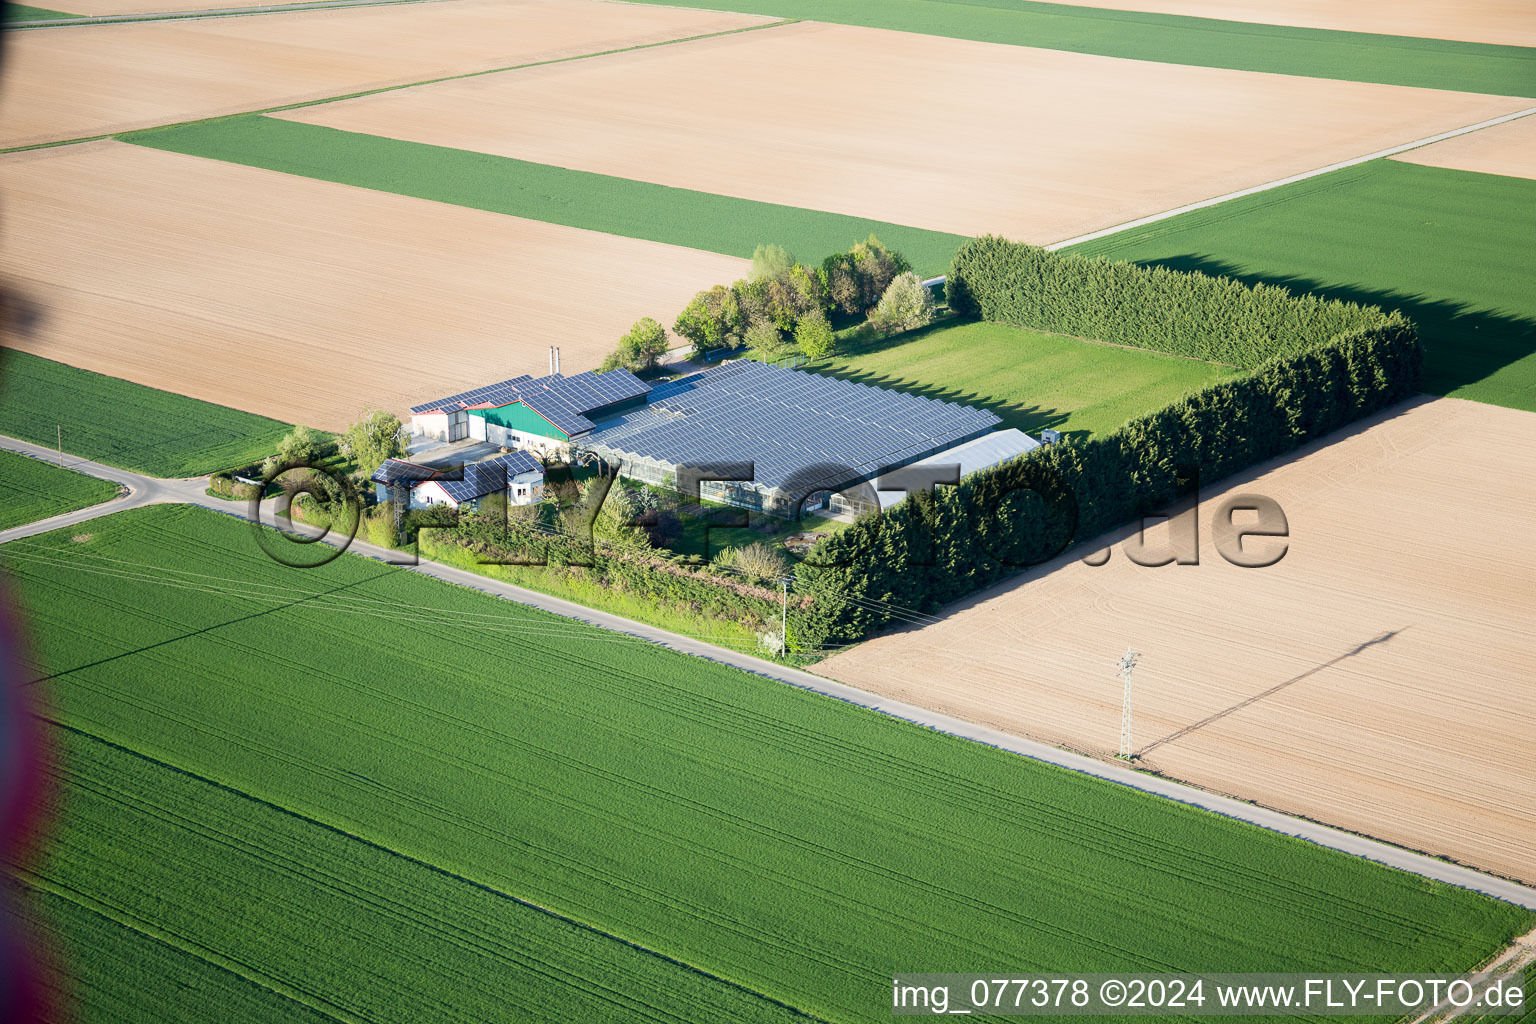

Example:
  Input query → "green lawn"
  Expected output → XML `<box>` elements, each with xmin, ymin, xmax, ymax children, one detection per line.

<box><xmin>0</xmin><ymin>448</ymin><xmax>118</xmax><ymax>530</ymax></box>
<box><xmin>811</xmin><ymin>319</ymin><xmax>1242</xmax><ymax>440</ymax></box>
<box><xmin>622</xmin><ymin>0</ymin><xmax>1536</xmax><ymax>97</ymax></box>
<box><xmin>0</xmin><ymin>350</ymin><xmax>292</xmax><ymax>477</ymax></box>
<box><xmin>1069</xmin><ymin>160</ymin><xmax>1536</xmax><ymax>413</ymax></box>
<box><xmin>6</xmin><ymin>504</ymin><xmax>1528</xmax><ymax>1023</ymax></box>
<box><xmin>124</xmin><ymin>116</ymin><xmax>966</xmax><ymax>277</ymax></box>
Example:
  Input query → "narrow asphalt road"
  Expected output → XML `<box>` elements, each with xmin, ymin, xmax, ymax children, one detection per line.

<box><xmin>5</xmin><ymin>432</ymin><xmax>1535</xmax><ymax>912</ymax></box>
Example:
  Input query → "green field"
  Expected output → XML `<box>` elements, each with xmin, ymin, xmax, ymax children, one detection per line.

<box><xmin>5</xmin><ymin>504</ymin><xmax>1528</xmax><ymax>1023</ymax></box>
<box><xmin>0</xmin><ymin>448</ymin><xmax>118</xmax><ymax>531</ymax></box>
<box><xmin>0</xmin><ymin>350</ymin><xmax>292</xmax><ymax>477</ymax></box>
<box><xmin>16</xmin><ymin>728</ymin><xmax>800</xmax><ymax>1024</ymax></box>
<box><xmin>811</xmin><ymin>319</ymin><xmax>1241</xmax><ymax>439</ymax></box>
<box><xmin>624</xmin><ymin>0</ymin><xmax>1536</xmax><ymax>97</ymax></box>
<box><xmin>124</xmin><ymin>116</ymin><xmax>967</xmax><ymax>277</ymax></box>
<box><xmin>1069</xmin><ymin>160</ymin><xmax>1536</xmax><ymax>413</ymax></box>
<box><xmin>5</xmin><ymin>4</ymin><xmax>79</xmax><ymax>19</ymax></box>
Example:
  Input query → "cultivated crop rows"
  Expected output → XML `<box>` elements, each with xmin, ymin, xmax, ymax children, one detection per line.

<box><xmin>4</xmin><ymin>506</ymin><xmax>1526</xmax><ymax>1023</ymax></box>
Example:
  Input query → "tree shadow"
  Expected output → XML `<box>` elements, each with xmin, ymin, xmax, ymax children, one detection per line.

<box><xmin>1139</xmin><ymin>254</ymin><xmax>1536</xmax><ymax>404</ymax></box>
<box><xmin>814</xmin><ymin>322</ymin><xmax>1084</xmax><ymax>439</ymax></box>
<box><xmin>1136</xmin><ymin>628</ymin><xmax>1407</xmax><ymax>760</ymax></box>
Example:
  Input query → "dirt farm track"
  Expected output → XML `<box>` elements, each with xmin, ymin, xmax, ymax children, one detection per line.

<box><xmin>819</xmin><ymin>398</ymin><xmax>1536</xmax><ymax>885</ymax></box>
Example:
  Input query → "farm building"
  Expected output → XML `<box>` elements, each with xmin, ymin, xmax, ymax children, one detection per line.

<box><xmin>369</xmin><ymin>451</ymin><xmax>545</xmax><ymax>511</ymax></box>
<box><xmin>405</xmin><ymin>361</ymin><xmax>1018</xmax><ymax>518</ymax></box>
<box><xmin>866</xmin><ymin>428</ymin><xmax>1041</xmax><ymax>513</ymax></box>
<box><xmin>408</xmin><ymin>369</ymin><xmax>651</xmax><ymax>458</ymax></box>
<box><xmin>584</xmin><ymin>361</ymin><xmax>1003</xmax><ymax>516</ymax></box>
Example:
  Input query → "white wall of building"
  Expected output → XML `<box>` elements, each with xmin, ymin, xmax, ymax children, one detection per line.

<box><xmin>410</xmin><ymin>412</ymin><xmax>450</xmax><ymax>443</ymax></box>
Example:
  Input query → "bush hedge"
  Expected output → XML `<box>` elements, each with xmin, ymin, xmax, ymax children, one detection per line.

<box><xmin>794</xmin><ymin>248</ymin><xmax>1421</xmax><ymax>648</ymax></box>
<box><xmin>428</xmin><ymin>512</ymin><xmax>806</xmax><ymax>632</ymax></box>
<box><xmin>207</xmin><ymin>470</ymin><xmax>262</xmax><ymax>501</ymax></box>
<box><xmin>947</xmin><ymin>235</ymin><xmax>1385</xmax><ymax>367</ymax></box>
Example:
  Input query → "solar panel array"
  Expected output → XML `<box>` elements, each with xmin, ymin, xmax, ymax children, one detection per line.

<box><xmin>410</xmin><ymin>369</ymin><xmax>651</xmax><ymax>434</ymax></box>
<box><xmin>369</xmin><ymin>458</ymin><xmax>442</xmax><ymax>486</ymax></box>
<box><xmin>410</xmin><ymin>375</ymin><xmax>535</xmax><ymax>414</ymax></box>
<box><xmin>436</xmin><ymin>451</ymin><xmax>545</xmax><ymax>503</ymax></box>
<box><xmin>517</xmin><ymin>369</ymin><xmax>650</xmax><ymax>436</ymax></box>
<box><xmin>587</xmin><ymin>361</ymin><xmax>1001</xmax><ymax>494</ymax></box>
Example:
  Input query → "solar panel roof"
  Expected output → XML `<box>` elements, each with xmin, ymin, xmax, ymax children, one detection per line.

<box><xmin>369</xmin><ymin>458</ymin><xmax>441</xmax><ymax>486</ymax></box>
<box><xmin>436</xmin><ymin>451</ymin><xmax>544</xmax><ymax>503</ymax></box>
<box><xmin>410</xmin><ymin>375</ymin><xmax>535</xmax><ymax>414</ymax></box>
<box><xmin>586</xmin><ymin>361</ymin><xmax>1000</xmax><ymax>495</ymax></box>
<box><xmin>411</xmin><ymin>370</ymin><xmax>651</xmax><ymax>426</ymax></box>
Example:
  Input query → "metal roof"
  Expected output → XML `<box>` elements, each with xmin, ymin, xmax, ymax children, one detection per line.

<box><xmin>587</xmin><ymin>361</ymin><xmax>1001</xmax><ymax>495</ymax></box>
<box><xmin>436</xmin><ymin>451</ymin><xmax>544</xmax><ymax>503</ymax></box>
<box><xmin>875</xmin><ymin>428</ymin><xmax>1041</xmax><ymax>509</ymax></box>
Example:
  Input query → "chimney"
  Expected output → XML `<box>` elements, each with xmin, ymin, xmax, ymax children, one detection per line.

<box><xmin>555</xmin><ymin>347</ymin><xmax>561</xmax><ymax>374</ymax></box>
<box><xmin>548</xmin><ymin>346</ymin><xmax>554</xmax><ymax>375</ymax></box>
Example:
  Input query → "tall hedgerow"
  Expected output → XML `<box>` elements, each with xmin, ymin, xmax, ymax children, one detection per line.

<box><xmin>947</xmin><ymin>235</ymin><xmax>1386</xmax><ymax>367</ymax></box>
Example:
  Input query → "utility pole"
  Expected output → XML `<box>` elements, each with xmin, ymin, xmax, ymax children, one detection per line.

<box><xmin>1117</xmin><ymin>647</ymin><xmax>1141</xmax><ymax>760</ymax></box>
<box><xmin>58</xmin><ymin>425</ymin><xmax>63</xmax><ymax>468</ymax></box>
<box><xmin>780</xmin><ymin>577</ymin><xmax>789</xmax><ymax>658</ymax></box>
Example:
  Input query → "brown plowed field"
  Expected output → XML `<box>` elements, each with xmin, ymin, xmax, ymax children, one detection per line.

<box><xmin>1039</xmin><ymin>0</ymin><xmax>1536</xmax><ymax>48</ymax></box>
<box><xmin>0</xmin><ymin>0</ymin><xmax>767</xmax><ymax>148</ymax></box>
<box><xmin>818</xmin><ymin>398</ymin><xmax>1536</xmax><ymax>883</ymax></box>
<box><xmin>281</xmin><ymin>20</ymin><xmax>1530</xmax><ymax>243</ymax></box>
<box><xmin>0</xmin><ymin>142</ymin><xmax>746</xmax><ymax>430</ymax></box>
<box><xmin>1392</xmin><ymin>114</ymin><xmax>1536</xmax><ymax>181</ymax></box>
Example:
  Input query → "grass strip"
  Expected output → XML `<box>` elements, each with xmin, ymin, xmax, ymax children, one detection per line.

<box><xmin>617</xmin><ymin>0</ymin><xmax>1536</xmax><ymax>97</ymax></box>
<box><xmin>6</xmin><ymin>502</ymin><xmax>1530</xmax><ymax>1024</ymax></box>
<box><xmin>123</xmin><ymin>115</ymin><xmax>966</xmax><ymax>275</ymax></box>
<box><xmin>0</xmin><ymin>448</ymin><xmax>119</xmax><ymax>530</ymax></box>
<box><xmin>1067</xmin><ymin>159</ymin><xmax>1536</xmax><ymax>413</ymax></box>
<box><xmin>0</xmin><ymin>349</ymin><xmax>292</xmax><ymax>477</ymax></box>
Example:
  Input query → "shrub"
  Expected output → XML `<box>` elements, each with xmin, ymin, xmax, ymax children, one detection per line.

<box><xmin>713</xmin><ymin>541</ymin><xmax>788</xmax><ymax>584</ymax></box>
<box><xmin>338</xmin><ymin>408</ymin><xmax>406</xmax><ymax>480</ymax></box>
<box><xmin>674</xmin><ymin>284</ymin><xmax>745</xmax><ymax>358</ymax></box>
<box><xmin>749</xmin><ymin>243</ymin><xmax>794</xmax><ymax>282</ymax></box>
<box><xmin>819</xmin><ymin>235</ymin><xmax>911</xmax><ymax>316</ymax></box>
<box><xmin>602</xmin><ymin>317</ymin><xmax>670</xmax><ymax>373</ymax></box>
<box><xmin>868</xmin><ymin>272</ymin><xmax>936</xmax><ymax>334</ymax></box>
<box><xmin>795</xmin><ymin>309</ymin><xmax>836</xmax><ymax>359</ymax></box>
<box><xmin>745</xmin><ymin>320</ymin><xmax>788</xmax><ymax>361</ymax></box>
<box><xmin>850</xmin><ymin>235</ymin><xmax>910</xmax><ymax>311</ymax></box>
<box><xmin>276</xmin><ymin>424</ymin><xmax>323</xmax><ymax>465</ymax></box>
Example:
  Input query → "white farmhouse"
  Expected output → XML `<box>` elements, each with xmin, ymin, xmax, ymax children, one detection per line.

<box><xmin>369</xmin><ymin>452</ymin><xmax>545</xmax><ymax>512</ymax></box>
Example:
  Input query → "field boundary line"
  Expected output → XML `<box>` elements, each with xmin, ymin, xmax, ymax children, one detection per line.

<box><xmin>1045</xmin><ymin>104</ymin><xmax>1536</xmax><ymax>251</ymax></box>
<box><xmin>8</xmin><ymin>0</ymin><xmax>452</xmax><ymax>29</ymax></box>
<box><xmin>0</xmin><ymin>14</ymin><xmax>798</xmax><ymax>153</ymax></box>
<box><xmin>12</xmin><ymin>431</ymin><xmax>1536</xmax><ymax>912</ymax></box>
<box><xmin>38</xmin><ymin>716</ymin><xmax>835</xmax><ymax>1024</ymax></box>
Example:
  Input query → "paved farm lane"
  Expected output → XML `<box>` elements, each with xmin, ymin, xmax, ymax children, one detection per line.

<box><xmin>5</xmin><ymin>431</ymin><xmax>1536</xmax><ymax>913</ymax></box>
